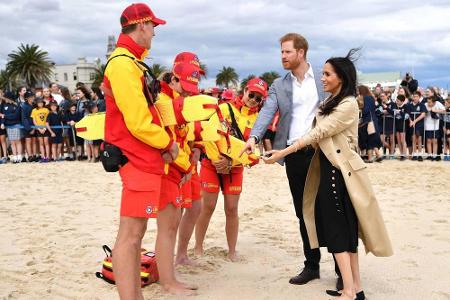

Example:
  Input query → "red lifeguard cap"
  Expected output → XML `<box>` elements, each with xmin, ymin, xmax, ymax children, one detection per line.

<box><xmin>173</xmin><ymin>62</ymin><xmax>201</xmax><ymax>95</ymax></box>
<box><xmin>246</xmin><ymin>77</ymin><xmax>268</xmax><ymax>98</ymax></box>
<box><xmin>173</xmin><ymin>52</ymin><xmax>205</xmax><ymax>75</ymax></box>
<box><xmin>120</xmin><ymin>3</ymin><xmax>166</xmax><ymax>27</ymax></box>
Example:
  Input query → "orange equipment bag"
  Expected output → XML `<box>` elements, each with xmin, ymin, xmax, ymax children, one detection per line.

<box><xmin>95</xmin><ymin>245</ymin><xmax>159</xmax><ymax>287</ymax></box>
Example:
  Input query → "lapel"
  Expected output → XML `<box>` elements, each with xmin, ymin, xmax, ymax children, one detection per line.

<box><xmin>282</xmin><ymin>73</ymin><xmax>293</xmax><ymax>109</ymax></box>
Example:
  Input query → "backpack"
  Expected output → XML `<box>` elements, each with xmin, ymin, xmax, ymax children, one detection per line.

<box><xmin>95</xmin><ymin>245</ymin><xmax>159</xmax><ymax>286</ymax></box>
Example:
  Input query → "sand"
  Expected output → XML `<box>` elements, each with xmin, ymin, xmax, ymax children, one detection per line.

<box><xmin>1</xmin><ymin>160</ymin><xmax>449</xmax><ymax>299</ymax></box>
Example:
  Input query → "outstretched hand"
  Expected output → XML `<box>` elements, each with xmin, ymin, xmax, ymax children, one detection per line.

<box><xmin>239</xmin><ymin>138</ymin><xmax>256</xmax><ymax>157</ymax></box>
<box><xmin>262</xmin><ymin>150</ymin><xmax>283</xmax><ymax>164</ymax></box>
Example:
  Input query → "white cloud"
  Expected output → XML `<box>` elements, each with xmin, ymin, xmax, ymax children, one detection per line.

<box><xmin>0</xmin><ymin>0</ymin><xmax>449</xmax><ymax>89</ymax></box>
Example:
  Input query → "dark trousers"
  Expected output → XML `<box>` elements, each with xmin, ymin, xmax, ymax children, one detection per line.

<box><xmin>285</xmin><ymin>148</ymin><xmax>341</xmax><ymax>276</ymax></box>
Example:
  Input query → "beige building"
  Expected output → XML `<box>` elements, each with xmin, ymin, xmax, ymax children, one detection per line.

<box><xmin>358</xmin><ymin>71</ymin><xmax>402</xmax><ymax>89</ymax></box>
<box><xmin>51</xmin><ymin>57</ymin><xmax>99</xmax><ymax>92</ymax></box>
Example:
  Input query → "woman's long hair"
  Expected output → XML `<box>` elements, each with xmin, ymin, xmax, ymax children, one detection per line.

<box><xmin>319</xmin><ymin>48</ymin><xmax>360</xmax><ymax>116</ymax></box>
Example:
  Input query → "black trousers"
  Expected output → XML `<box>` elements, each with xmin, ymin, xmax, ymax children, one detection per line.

<box><xmin>285</xmin><ymin>148</ymin><xmax>341</xmax><ymax>276</ymax></box>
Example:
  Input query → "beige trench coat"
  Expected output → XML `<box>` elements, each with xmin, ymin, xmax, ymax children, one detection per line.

<box><xmin>301</xmin><ymin>96</ymin><xmax>393</xmax><ymax>257</ymax></box>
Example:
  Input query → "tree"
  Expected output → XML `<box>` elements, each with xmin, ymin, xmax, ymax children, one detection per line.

<box><xmin>260</xmin><ymin>71</ymin><xmax>281</xmax><ymax>87</ymax></box>
<box><xmin>92</xmin><ymin>62</ymin><xmax>106</xmax><ymax>88</ymax></box>
<box><xmin>199</xmin><ymin>62</ymin><xmax>207</xmax><ymax>80</ymax></box>
<box><xmin>240</xmin><ymin>74</ymin><xmax>256</xmax><ymax>91</ymax></box>
<box><xmin>0</xmin><ymin>69</ymin><xmax>16</xmax><ymax>91</ymax></box>
<box><xmin>149</xmin><ymin>63</ymin><xmax>168</xmax><ymax>79</ymax></box>
<box><xmin>216</xmin><ymin>66</ymin><xmax>239</xmax><ymax>88</ymax></box>
<box><xmin>6</xmin><ymin>43</ymin><xmax>54</xmax><ymax>88</ymax></box>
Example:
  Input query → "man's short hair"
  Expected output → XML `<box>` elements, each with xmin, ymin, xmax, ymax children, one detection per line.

<box><xmin>280</xmin><ymin>33</ymin><xmax>309</xmax><ymax>58</ymax></box>
<box><xmin>121</xmin><ymin>16</ymin><xmax>151</xmax><ymax>34</ymax></box>
<box><xmin>413</xmin><ymin>91</ymin><xmax>422</xmax><ymax>97</ymax></box>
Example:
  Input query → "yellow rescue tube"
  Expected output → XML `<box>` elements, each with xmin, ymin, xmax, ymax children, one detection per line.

<box><xmin>186</xmin><ymin>117</ymin><xmax>222</xmax><ymax>142</ymax></box>
<box><xmin>75</xmin><ymin>112</ymin><xmax>105</xmax><ymax>140</ymax></box>
<box><xmin>155</xmin><ymin>95</ymin><xmax>218</xmax><ymax>126</ymax></box>
<box><xmin>215</xmin><ymin>134</ymin><xmax>260</xmax><ymax>166</ymax></box>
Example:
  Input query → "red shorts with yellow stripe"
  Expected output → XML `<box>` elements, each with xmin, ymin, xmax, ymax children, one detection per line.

<box><xmin>181</xmin><ymin>171</ymin><xmax>201</xmax><ymax>208</ymax></box>
<box><xmin>119</xmin><ymin>162</ymin><xmax>162</xmax><ymax>218</ymax></box>
<box><xmin>200</xmin><ymin>159</ymin><xmax>244</xmax><ymax>195</ymax></box>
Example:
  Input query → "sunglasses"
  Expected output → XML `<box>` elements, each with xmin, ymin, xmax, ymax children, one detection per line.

<box><xmin>248</xmin><ymin>93</ymin><xmax>263</xmax><ymax>103</ymax></box>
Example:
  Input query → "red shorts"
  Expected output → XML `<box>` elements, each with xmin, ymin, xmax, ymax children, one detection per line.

<box><xmin>159</xmin><ymin>176</ymin><xmax>183</xmax><ymax>211</ymax></box>
<box><xmin>119</xmin><ymin>162</ymin><xmax>162</xmax><ymax>218</ymax></box>
<box><xmin>200</xmin><ymin>160</ymin><xmax>244</xmax><ymax>195</ymax></box>
<box><xmin>181</xmin><ymin>171</ymin><xmax>201</xmax><ymax>208</ymax></box>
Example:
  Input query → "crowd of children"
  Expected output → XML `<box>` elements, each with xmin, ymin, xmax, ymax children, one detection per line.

<box><xmin>368</xmin><ymin>85</ymin><xmax>450</xmax><ymax>162</ymax></box>
<box><xmin>1</xmin><ymin>81</ymin><xmax>449</xmax><ymax>165</ymax></box>
<box><xmin>0</xmin><ymin>83</ymin><xmax>105</xmax><ymax>163</ymax></box>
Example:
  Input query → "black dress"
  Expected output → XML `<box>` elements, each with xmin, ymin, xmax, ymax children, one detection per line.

<box><xmin>315</xmin><ymin>150</ymin><xmax>359</xmax><ymax>253</ymax></box>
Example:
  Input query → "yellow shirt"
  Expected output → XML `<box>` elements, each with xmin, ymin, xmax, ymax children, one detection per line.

<box><xmin>31</xmin><ymin>108</ymin><xmax>50</xmax><ymax>127</ymax></box>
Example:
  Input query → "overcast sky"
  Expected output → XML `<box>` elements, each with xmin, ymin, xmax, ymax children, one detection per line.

<box><xmin>1</xmin><ymin>0</ymin><xmax>449</xmax><ymax>89</ymax></box>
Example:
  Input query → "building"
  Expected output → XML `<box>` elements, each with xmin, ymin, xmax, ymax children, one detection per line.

<box><xmin>51</xmin><ymin>57</ymin><xmax>99</xmax><ymax>92</ymax></box>
<box><xmin>358</xmin><ymin>71</ymin><xmax>402</xmax><ymax>89</ymax></box>
<box><xmin>106</xmin><ymin>35</ymin><xmax>116</xmax><ymax>60</ymax></box>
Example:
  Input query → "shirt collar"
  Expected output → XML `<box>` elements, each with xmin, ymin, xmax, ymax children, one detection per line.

<box><xmin>116</xmin><ymin>33</ymin><xmax>148</xmax><ymax>60</ymax></box>
<box><xmin>290</xmin><ymin>63</ymin><xmax>314</xmax><ymax>82</ymax></box>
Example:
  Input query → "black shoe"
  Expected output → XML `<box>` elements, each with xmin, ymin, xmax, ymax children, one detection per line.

<box><xmin>21</xmin><ymin>157</ymin><xmax>27</xmax><ymax>162</ymax></box>
<box><xmin>435</xmin><ymin>156</ymin><xmax>441</xmax><ymax>161</ymax></box>
<box><xmin>326</xmin><ymin>290</ymin><xmax>365</xmax><ymax>300</ymax></box>
<box><xmin>418</xmin><ymin>156</ymin><xmax>423</xmax><ymax>162</ymax></box>
<box><xmin>412</xmin><ymin>156</ymin><xmax>418</xmax><ymax>161</ymax></box>
<box><xmin>289</xmin><ymin>268</ymin><xmax>320</xmax><ymax>285</ymax></box>
<box><xmin>336</xmin><ymin>276</ymin><xmax>343</xmax><ymax>291</ymax></box>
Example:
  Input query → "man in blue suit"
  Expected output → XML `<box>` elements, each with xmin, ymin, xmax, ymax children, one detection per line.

<box><xmin>242</xmin><ymin>33</ymin><xmax>342</xmax><ymax>289</ymax></box>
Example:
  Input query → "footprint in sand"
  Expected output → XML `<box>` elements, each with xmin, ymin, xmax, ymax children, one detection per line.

<box><xmin>401</xmin><ymin>259</ymin><xmax>418</xmax><ymax>267</ymax></box>
<box><xmin>433</xmin><ymin>219</ymin><xmax>448</xmax><ymax>224</ymax></box>
<box><xmin>432</xmin><ymin>291</ymin><xmax>450</xmax><ymax>299</ymax></box>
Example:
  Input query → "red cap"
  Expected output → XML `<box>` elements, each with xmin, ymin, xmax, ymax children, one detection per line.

<box><xmin>246</xmin><ymin>77</ymin><xmax>268</xmax><ymax>98</ymax></box>
<box><xmin>120</xmin><ymin>3</ymin><xmax>166</xmax><ymax>28</ymax></box>
<box><xmin>221</xmin><ymin>89</ymin><xmax>234</xmax><ymax>100</ymax></box>
<box><xmin>211</xmin><ymin>87</ymin><xmax>220</xmax><ymax>94</ymax></box>
<box><xmin>173</xmin><ymin>63</ymin><xmax>201</xmax><ymax>95</ymax></box>
<box><xmin>173</xmin><ymin>52</ymin><xmax>205</xmax><ymax>75</ymax></box>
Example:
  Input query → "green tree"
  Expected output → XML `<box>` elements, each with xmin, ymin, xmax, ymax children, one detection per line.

<box><xmin>0</xmin><ymin>69</ymin><xmax>16</xmax><ymax>90</ymax></box>
<box><xmin>149</xmin><ymin>63</ymin><xmax>168</xmax><ymax>79</ymax></box>
<box><xmin>216</xmin><ymin>66</ymin><xmax>239</xmax><ymax>88</ymax></box>
<box><xmin>6</xmin><ymin>43</ymin><xmax>54</xmax><ymax>88</ymax></box>
<box><xmin>199</xmin><ymin>62</ymin><xmax>207</xmax><ymax>80</ymax></box>
<box><xmin>240</xmin><ymin>74</ymin><xmax>256</xmax><ymax>91</ymax></box>
<box><xmin>92</xmin><ymin>61</ymin><xmax>106</xmax><ymax>88</ymax></box>
<box><xmin>260</xmin><ymin>71</ymin><xmax>280</xmax><ymax>87</ymax></box>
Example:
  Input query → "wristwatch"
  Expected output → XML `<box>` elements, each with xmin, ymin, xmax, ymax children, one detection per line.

<box><xmin>249</xmin><ymin>135</ymin><xmax>260</xmax><ymax>144</ymax></box>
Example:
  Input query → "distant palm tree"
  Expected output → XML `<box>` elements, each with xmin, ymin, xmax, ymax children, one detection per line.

<box><xmin>216</xmin><ymin>66</ymin><xmax>239</xmax><ymax>88</ymax></box>
<box><xmin>92</xmin><ymin>62</ymin><xmax>106</xmax><ymax>88</ymax></box>
<box><xmin>0</xmin><ymin>69</ymin><xmax>15</xmax><ymax>90</ymax></box>
<box><xmin>149</xmin><ymin>63</ymin><xmax>168</xmax><ymax>79</ymax></box>
<box><xmin>199</xmin><ymin>62</ymin><xmax>207</xmax><ymax>80</ymax></box>
<box><xmin>240</xmin><ymin>74</ymin><xmax>256</xmax><ymax>91</ymax></box>
<box><xmin>260</xmin><ymin>71</ymin><xmax>281</xmax><ymax>87</ymax></box>
<box><xmin>6</xmin><ymin>43</ymin><xmax>54</xmax><ymax>88</ymax></box>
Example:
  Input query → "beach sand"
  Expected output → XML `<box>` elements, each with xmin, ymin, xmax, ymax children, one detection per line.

<box><xmin>1</xmin><ymin>160</ymin><xmax>449</xmax><ymax>299</ymax></box>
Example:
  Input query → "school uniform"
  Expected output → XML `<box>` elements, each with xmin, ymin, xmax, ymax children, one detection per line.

<box><xmin>47</xmin><ymin>112</ymin><xmax>64</xmax><ymax>144</ymax></box>
<box><xmin>388</xmin><ymin>103</ymin><xmax>408</xmax><ymax>133</ymax></box>
<box><xmin>408</xmin><ymin>102</ymin><xmax>427</xmax><ymax>136</ymax></box>
<box><xmin>424</xmin><ymin>102</ymin><xmax>445</xmax><ymax>140</ymax></box>
<box><xmin>64</xmin><ymin>111</ymin><xmax>83</xmax><ymax>146</ymax></box>
<box><xmin>382</xmin><ymin>101</ymin><xmax>395</xmax><ymax>135</ymax></box>
<box><xmin>21</xmin><ymin>102</ymin><xmax>35</xmax><ymax>138</ymax></box>
<box><xmin>2</xmin><ymin>102</ymin><xmax>23</xmax><ymax>141</ymax></box>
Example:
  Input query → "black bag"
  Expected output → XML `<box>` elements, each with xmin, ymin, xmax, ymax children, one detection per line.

<box><xmin>100</xmin><ymin>142</ymin><xmax>128</xmax><ymax>172</ymax></box>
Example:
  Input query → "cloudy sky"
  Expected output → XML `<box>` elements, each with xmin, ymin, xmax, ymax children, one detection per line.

<box><xmin>1</xmin><ymin>0</ymin><xmax>449</xmax><ymax>89</ymax></box>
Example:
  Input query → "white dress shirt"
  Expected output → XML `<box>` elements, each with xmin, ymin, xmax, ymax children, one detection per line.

<box><xmin>287</xmin><ymin>64</ymin><xmax>319</xmax><ymax>145</ymax></box>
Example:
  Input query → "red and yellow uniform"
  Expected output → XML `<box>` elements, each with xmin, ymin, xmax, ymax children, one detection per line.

<box><xmin>201</xmin><ymin>97</ymin><xmax>260</xmax><ymax>195</ymax></box>
<box><xmin>158</xmin><ymin>82</ymin><xmax>193</xmax><ymax>210</ymax></box>
<box><xmin>103</xmin><ymin>33</ymin><xmax>173</xmax><ymax>218</ymax></box>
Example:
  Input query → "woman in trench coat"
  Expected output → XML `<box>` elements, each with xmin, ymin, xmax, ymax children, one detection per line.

<box><xmin>264</xmin><ymin>49</ymin><xmax>393</xmax><ymax>300</ymax></box>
